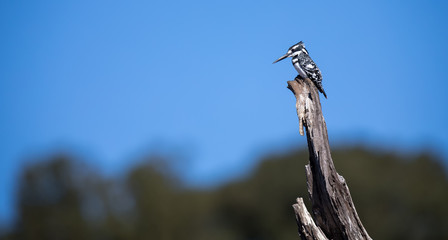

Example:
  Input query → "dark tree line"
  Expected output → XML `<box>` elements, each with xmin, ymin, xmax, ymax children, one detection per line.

<box><xmin>1</xmin><ymin>147</ymin><xmax>448</xmax><ymax>240</ymax></box>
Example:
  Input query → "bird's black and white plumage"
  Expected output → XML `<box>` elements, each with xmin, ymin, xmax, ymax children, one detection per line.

<box><xmin>273</xmin><ymin>41</ymin><xmax>327</xmax><ymax>98</ymax></box>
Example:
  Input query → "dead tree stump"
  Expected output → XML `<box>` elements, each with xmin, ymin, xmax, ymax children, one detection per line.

<box><xmin>287</xmin><ymin>77</ymin><xmax>372</xmax><ymax>240</ymax></box>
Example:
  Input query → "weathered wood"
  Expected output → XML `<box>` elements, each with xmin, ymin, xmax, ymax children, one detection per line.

<box><xmin>288</xmin><ymin>77</ymin><xmax>372</xmax><ymax>240</ymax></box>
<box><xmin>293</xmin><ymin>198</ymin><xmax>328</xmax><ymax>240</ymax></box>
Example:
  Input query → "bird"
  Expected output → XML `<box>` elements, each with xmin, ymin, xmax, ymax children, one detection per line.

<box><xmin>273</xmin><ymin>41</ymin><xmax>327</xmax><ymax>98</ymax></box>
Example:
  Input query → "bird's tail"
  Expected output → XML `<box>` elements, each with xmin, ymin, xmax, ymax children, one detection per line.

<box><xmin>320</xmin><ymin>88</ymin><xmax>327</xmax><ymax>99</ymax></box>
<box><xmin>315</xmin><ymin>84</ymin><xmax>327</xmax><ymax>99</ymax></box>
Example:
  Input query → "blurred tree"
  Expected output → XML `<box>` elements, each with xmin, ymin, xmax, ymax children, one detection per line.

<box><xmin>15</xmin><ymin>155</ymin><xmax>88</xmax><ymax>240</ymax></box>
<box><xmin>215</xmin><ymin>152</ymin><xmax>309</xmax><ymax>240</ymax></box>
<box><xmin>333</xmin><ymin>148</ymin><xmax>448</xmax><ymax>239</ymax></box>
<box><xmin>125</xmin><ymin>157</ymin><xmax>214</xmax><ymax>240</ymax></box>
<box><xmin>1</xmin><ymin>148</ymin><xmax>447</xmax><ymax>240</ymax></box>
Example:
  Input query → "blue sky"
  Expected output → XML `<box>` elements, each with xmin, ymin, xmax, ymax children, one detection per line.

<box><xmin>1</xmin><ymin>0</ymin><xmax>447</xmax><ymax>224</ymax></box>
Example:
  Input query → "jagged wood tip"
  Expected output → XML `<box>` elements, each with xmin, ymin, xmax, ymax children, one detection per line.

<box><xmin>293</xmin><ymin>198</ymin><xmax>328</xmax><ymax>240</ymax></box>
<box><xmin>287</xmin><ymin>77</ymin><xmax>314</xmax><ymax>136</ymax></box>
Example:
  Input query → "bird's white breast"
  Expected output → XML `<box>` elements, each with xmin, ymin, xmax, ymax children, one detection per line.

<box><xmin>293</xmin><ymin>62</ymin><xmax>308</xmax><ymax>79</ymax></box>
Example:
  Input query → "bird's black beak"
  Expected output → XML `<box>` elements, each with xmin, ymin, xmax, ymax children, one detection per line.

<box><xmin>273</xmin><ymin>54</ymin><xmax>290</xmax><ymax>64</ymax></box>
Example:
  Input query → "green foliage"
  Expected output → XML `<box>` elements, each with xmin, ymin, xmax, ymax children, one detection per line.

<box><xmin>2</xmin><ymin>148</ymin><xmax>448</xmax><ymax>239</ymax></box>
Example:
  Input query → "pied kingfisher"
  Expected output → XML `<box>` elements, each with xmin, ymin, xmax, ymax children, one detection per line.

<box><xmin>273</xmin><ymin>41</ymin><xmax>327</xmax><ymax>98</ymax></box>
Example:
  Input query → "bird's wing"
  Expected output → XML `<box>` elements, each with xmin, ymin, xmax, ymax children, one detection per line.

<box><xmin>299</xmin><ymin>56</ymin><xmax>322</xmax><ymax>82</ymax></box>
<box><xmin>299</xmin><ymin>55</ymin><xmax>327</xmax><ymax>98</ymax></box>
<box><xmin>299</xmin><ymin>56</ymin><xmax>320</xmax><ymax>75</ymax></box>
